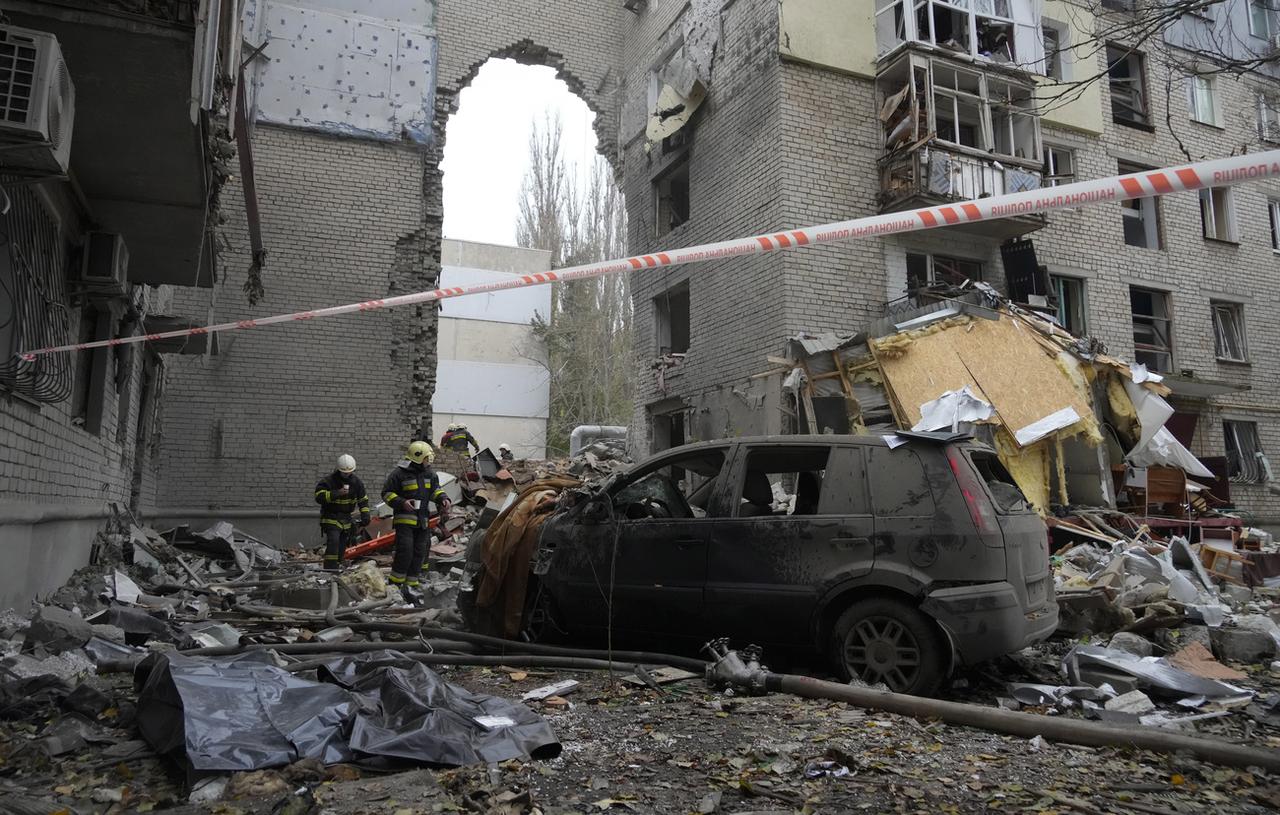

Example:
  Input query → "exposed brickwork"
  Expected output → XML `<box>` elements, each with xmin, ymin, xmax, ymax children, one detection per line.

<box><xmin>158</xmin><ymin>125</ymin><xmax>429</xmax><ymax>511</ymax></box>
<box><xmin>622</xmin><ymin>0</ymin><xmax>786</xmax><ymax>449</ymax></box>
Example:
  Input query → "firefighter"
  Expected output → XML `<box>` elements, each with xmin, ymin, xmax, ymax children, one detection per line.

<box><xmin>314</xmin><ymin>454</ymin><xmax>370</xmax><ymax>571</ymax></box>
<box><xmin>382</xmin><ymin>440</ymin><xmax>449</xmax><ymax>602</ymax></box>
<box><xmin>440</xmin><ymin>422</ymin><xmax>481</xmax><ymax>455</ymax></box>
<box><xmin>498</xmin><ymin>443</ymin><xmax>514</xmax><ymax>463</ymax></box>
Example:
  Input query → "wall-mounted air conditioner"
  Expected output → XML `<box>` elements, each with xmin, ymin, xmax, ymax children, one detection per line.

<box><xmin>0</xmin><ymin>25</ymin><xmax>76</xmax><ymax>175</ymax></box>
<box><xmin>80</xmin><ymin>232</ymin><xmax>129</xmax><ymax>296</ymax></box>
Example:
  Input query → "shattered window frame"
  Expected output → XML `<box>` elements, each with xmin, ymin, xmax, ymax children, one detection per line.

<box><xmin>1107</xmin><ymin>45</ymin><xmax>1150</xmax><ymax>128</ymax></box>
<box><xmin>906</xmin><ymin>251</ymin><xmax>984</xmax><ymax>292</ymax></box>
<box><xmin>1129</xmin><ymin>286</ymin><xmax>1173</xmax><ymax>373</ymax></box>
<box><xmin>875</xmin><ymin>0</ymin><xmax>1044</xmax><ymax>69</ymax></box>
<box><xmin>1050</xmin><ymin>274</ymin><xmax>1087</xmax><ymax>335</ymax></box>
<box><xmin>1041</xmin><ymin>18</ymin><xmax>1068</xmax><ymax>81</ymax></box>
<box><xmin>1118</xmin><ymin>161</ymin><xmax>1161</xmax><ymax>249</ymax></box>
<box><xmin>733</xmin><ymin>446</ymin><xmax>834</xmax><ymax>518</ymax></box>
<box><xmin>653</xmin><ymin>155</ymin><xmax>691</xmax><ymax>237</ymax></box>
<box><xmin>654</xmin><ymin>280</ymin><xmax>690</xmax><ymax>355</ymax></box>
<box><xmin>1043</xmin><ymin>144</ymin><xmax>1074</xmax><ymax>187</ymax></box>
<box><xmin>1211</xmin><ymin>301</ymin><xmax>1248</xmax><ymax>362</ymax></box>
<box><xmin>1199</xmin><ymin>187</ymin><xmax>1237</xmax><ymax>243</ymax></box>
<box><xmin>1224</xmin><ymin>419</ymin><xmax>1267</xmax><ymax>483</ymax></box>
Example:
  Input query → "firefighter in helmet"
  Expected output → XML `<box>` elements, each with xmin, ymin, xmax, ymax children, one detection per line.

<box><xmin>440</xmin><ymin>422</ymin><xmax>481</xmax><ymax>455</ymax></box>
<box><xmin>314</xmin><ymin>454</ymin><xmax>371</xmax><ymax>571</ymax></box>
<box><xmin>381</xmin><ymin>440</ymin><xmax>449</xmax><ymax>601</ymax></box>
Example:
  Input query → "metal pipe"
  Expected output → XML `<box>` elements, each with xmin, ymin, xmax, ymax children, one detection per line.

<box><xmin>181</xmin><ymin>639</ymin><xmax>477</xmax><ymax>657</ymax></box>
<box><xmin>568</xmin><ymin>425</ymin><xmax>627</xmax><ymax>456</ymax></box>
<box><xmin>284</xmin><ymin>652</ymin><xmax>675</xmax><ymax>675</ymax></box>
<box><xmin>346</xmin><ymin>623</ymin><xmax>709</xmax><ymax>673</ymax></box>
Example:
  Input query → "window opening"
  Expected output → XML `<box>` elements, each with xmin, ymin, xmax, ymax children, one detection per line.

<box><xmin>734</xmin><ymin>447</ymin><xmax>833</xmax><ymax>518</ymax></box>
<box><xmin>907</xmin><ymin>252</ymin><xmax>984</xmax><ymax>292</ymax></box>
<box><xmin>1224</xmin><ymin>420</ymin><xmax>1267</xmax><ymax>483</ymax></box>
<box><xmin>1268</xmin><ymin>200</ymin><xmax>1280</xmax><ymax>251</ymax></box>
<box><xmin>613</xmin><ymin>449</ymin><xmax>726</xmax><ymax>519</ymax></box>
<box><xmin>1043</xmin><ymin>145</ymin><xmax>1074</xmax><ymax>187</ymax></box>
<box><xmin>1211</xmin><ymin>301</ymin><xmax>1247</xmax><ymax>362</ymax></box>
<box><xmin>1050</xmin><ymin>274</ymin><xmax>1086</xmax><ymax>334</ymax></box>
<box><xmin>1119</xmin><ymin>161</ymin><xmax>1160</xmax><ymax>249</ymax></box>
<box><xmin>653</xmin><ymin>156</ymin><xmax>690</xmax><ymax>236</ymax></box>
<box><xmin>1199</xmin><ymin>187</ymin><xmax>1236</xmax><ymax>242</ymax></box>
<box><xmin>1258</xmin><ymin>93</ymin><xmax>1280</xmax><ymax>142</ymax></box>
<box><xmin>654</xmin><ymin>280</ymin><xmax>690</xmax><ymax>355</ymax></box>
<box><xmin>1189</xmin><ymin>73</ymin><xmax>1218</xmax><ymax>126</ymax></box>
<box><xmin>1107</xmin><ymin>46</ymin><xmax>1149</xmax><ymax>127</ymax></box>
<box><xmin>1130</xmin><ymin>287</ymin><xmax>1173</xmax><ymax>373</ymax></box>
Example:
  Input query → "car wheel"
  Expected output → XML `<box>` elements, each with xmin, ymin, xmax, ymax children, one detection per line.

<box><xmin>829</xmin><ymin>597</ymin><xmax>947</xmax><ymax>696</ymax></box>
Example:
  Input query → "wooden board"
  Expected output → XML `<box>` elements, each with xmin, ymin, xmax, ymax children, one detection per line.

<box><xmin>873</xmin><ymin>316</ymin><xmax>1093</xmax><ymax>447</ymax></box>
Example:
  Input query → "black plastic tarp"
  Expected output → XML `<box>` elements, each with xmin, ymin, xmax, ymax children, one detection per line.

<box><xmin>136</xmin><ymin>650</ymin><xmax>559</xmax><ymax>773</ymax></box>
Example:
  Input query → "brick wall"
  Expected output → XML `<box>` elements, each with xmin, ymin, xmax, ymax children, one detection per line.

<box><xmin>0</xmin><ymin>182</ymin><xmax>147</xmax><ymax>511</ymax></box>
<box><xmin>622</xmin><ymin>0</ymin><xmax>786</xmax><ymax>449</ymax></box>
<box><xmin>156</xmin><ymin>125</ymin><xmax>429</xmax><ymax>513</ymax></box>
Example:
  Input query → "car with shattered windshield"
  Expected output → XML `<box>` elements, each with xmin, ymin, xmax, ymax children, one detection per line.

<box><xmin>461</xmin><ymin>433</ymin><xmax>1057</xmax><ymax>696</ymax></box>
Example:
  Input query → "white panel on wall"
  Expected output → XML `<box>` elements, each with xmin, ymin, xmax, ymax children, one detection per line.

<box><xmin>246</xmin><ymin>0</ymin><xmax>437</xmax><ymax>142</ymax></box>
<box><xmin>438</xmin><ymin>265</ymin><xmax>554</xmax><ymax>324</ymax></box>
<box><xmin>434</xmin><ymin>360</ymin><xmax>550</xmax><ymax>418</ymax></box>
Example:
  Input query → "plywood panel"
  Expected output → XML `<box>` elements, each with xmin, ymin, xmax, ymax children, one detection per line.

<box><xmin>873</xmin><ymin>316</ymin><xmax>1093</xmax><ymax>445</ymax></box>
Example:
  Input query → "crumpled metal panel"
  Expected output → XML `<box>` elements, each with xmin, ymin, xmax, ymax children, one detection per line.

<box><xmin>928</xmin><ymin>153</ymin><xmax>953</xmax><ymax>195</ymax></box>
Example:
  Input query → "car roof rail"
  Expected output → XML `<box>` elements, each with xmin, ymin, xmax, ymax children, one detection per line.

<box><xmin>893</xmin><ymin>429</ymin><xmax>975</xmax><ymax>444</ymax></box>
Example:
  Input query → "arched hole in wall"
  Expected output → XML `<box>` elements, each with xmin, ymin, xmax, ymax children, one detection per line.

<box><xmin>436</xmin><ymin>56</ymin><xmax>633</xmax><ymax>459</ymax></box>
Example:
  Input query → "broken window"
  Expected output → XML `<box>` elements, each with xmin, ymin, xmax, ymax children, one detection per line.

<box><xmin>1043</xmin><ymin>145</ymin><xmax>1074</xmax><ymax>187</ymax></box>
<box><xmin>1118</xmin><ymin>161</ymin><xmax>1160</xmax><ymax>249</ymax></box>
<box><xmin>1199</xmin><ymin>187</ymin><xmax>1237</xmax><ymax>242</ymax></box>
<box><xmin>1224</xmin><ymin>420</ymin><xmax>1267</xmax><ymax>483</ymax></box>
<box><xmin>1041</xmin><ymin>20</ymin><xmax>1067</xmax><ymax>81</ymax></box>
<box><xmin>1050</xmin><ymin>274</ymin><xmax>1087</xmax><ymax>335</ymax></box>
<box><xmin>906</xmin><ymin>252</ymin><xmax>983</xmax><ymax>292</ymax></box>
<box><xmin>654</xmin><ymin>281</ymin><xmax>690</xmax><ymax>355</ymax></box>
<box><xmin>734</xmin><ymin>446</ymin><xmax>831</xmax><ymax>518</ymax></box>
<box><xmin>970</xmin><ymin>450</ymin><xmax>1029</xmax><ymax>512</ymax></box>
<box><xmin>876</xmin><ymin>0</ymin><xmax>1043</xmax><ymax>67</ymax></box>
<box><xmin>653</xmin><ymin>156</ymin><xmax>690</xmax><ymax>236</ymax></box>
<box><xmin>1189</xmin><ymin>73</ymin><xmax>1219</xmax><ymax>126</ymax></box>
<box><xmin>932</xmin><ymin>62</ymin><xmax>986</xmax><ymax>149</ymax></box>
<box><xmin>1211</xmin><ymin>301</ymin><xmax>1247</xmax><ymax>362</ymax></box>
<box><xmin>614</xmin><ymin>448</ymin><xmax>726</xmax><ymax>519</ymax></box>
<box><xmin>1269</xmin><ymin>200</ymin><xmax>1280</xmax><ymax>251</ymax></box>
<box><xmin>1107</xmin><ymin>46</ymin><xmax>1149</xmax><ymax>127</ymax></box>
<box><xmin>877</xmin><ymin>52</ymin><xmax>1040</xmax><ymax>163</ymax></box>
<box><xmin>1130</xmin><ymin>286</ymin><xmax>1173</xmax><ymax>373</ymax></box>
<box><xmin>1257</xmin><ymin>93</ymin><xmax>1280</xmax><ymax>142</ymax></box>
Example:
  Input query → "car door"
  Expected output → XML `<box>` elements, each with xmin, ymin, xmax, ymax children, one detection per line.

<box><xmin>564</xmin><ymin>445</ymin><xmax>730</xmax><ymax>638</ymax></box>
<box><xmin>704</xmin><ymin>443</ymin><xmax>875</xmax><ymax>647</ymax></box>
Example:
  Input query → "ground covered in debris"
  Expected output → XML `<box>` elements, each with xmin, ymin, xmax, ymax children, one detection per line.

<box><xmin>9</xmin><ymin>666</ymin><xmax>1278</xmax><ymax>815</ymax></box>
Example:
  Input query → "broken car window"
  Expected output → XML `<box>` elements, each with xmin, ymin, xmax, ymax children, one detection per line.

<box><xmin>735</xmin><ymin>447</ymin><xmax>832</xmax><ymax>518</ymax></box>
<box><xmin>612</xmin><ymin>450</ymin><xmax>726</xmax><ymax>520</ymax></box>
<box><xmin>970</xmin><ymin>451</ymin><xmax>1030</xmax><ymax>512</ymax></box>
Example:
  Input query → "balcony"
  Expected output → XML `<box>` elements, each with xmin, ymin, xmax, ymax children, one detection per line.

<box><xmin>876</xmin><ymin>48</ymin><xmax>1046</xmax><ymax>240</ymax></box>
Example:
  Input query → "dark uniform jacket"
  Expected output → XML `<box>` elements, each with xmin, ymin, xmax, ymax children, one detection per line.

<box><xmin>382</xmin><ymin>460</ymin><xmax>447</xmax><ymax>527</ymax></box>
<box><xmin>314</xmin><ymin>471</ymin><xmax>371</xmax><ymax>528</ymax></box>
<box><xmin>441</xmin><ymin>429</ymin><xmax>479</xmax><ymax>454</ymax></box>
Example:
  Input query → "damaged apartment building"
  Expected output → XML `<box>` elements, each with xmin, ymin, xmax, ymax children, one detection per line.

<box><xmin>625</xmin><ymin>0</ymin><xmax>1280</xmax><ymax>522</ymax></box>
<box><xmin>0</xmin><ymin>0</ymin><xmax>246</xmax><ymax>609</ymax></box>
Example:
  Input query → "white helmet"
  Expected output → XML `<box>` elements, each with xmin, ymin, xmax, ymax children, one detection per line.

<box><xmin>336</xmin><ymin>454</ymin><xmax>356</xmax><ymax>473</ymax></box>
<box><xmin>447</xmin><ymin>422</ymin><xmax>461</xmax><ymax>431</ymax></box>
<box><xmin>499</xmin><ymin>443</ymin><xmax>511</xmax><ymax>452</ymax></box>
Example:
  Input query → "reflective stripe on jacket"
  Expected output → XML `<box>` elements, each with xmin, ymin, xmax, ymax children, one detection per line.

<box><xmin>314</xmin><ymin>471</ymin><xmax>371</xmax><ymax>528</ymax></box>
<box><xmin>382</xmin><ymin>460</ymin><xmax>446</xmax><ymax>526</ymax></box>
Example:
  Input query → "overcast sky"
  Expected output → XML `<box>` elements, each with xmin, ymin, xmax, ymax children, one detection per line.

<box><xmin>440</xmin><ymin>60</ymin><xmax>597</xmax><ymax>247</ymax></box>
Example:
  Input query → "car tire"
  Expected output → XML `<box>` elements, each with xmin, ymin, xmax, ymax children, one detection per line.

<box><xmin>829</xmin><ymin>597</ymin><xmax>947</xmax><ymax>696</ymax></box>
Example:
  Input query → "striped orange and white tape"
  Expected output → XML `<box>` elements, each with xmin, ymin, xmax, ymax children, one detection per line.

<box><xmin>18</xmin><ymin>149</ymin><xmax>1280</xmax><ymax>359</ymax></box>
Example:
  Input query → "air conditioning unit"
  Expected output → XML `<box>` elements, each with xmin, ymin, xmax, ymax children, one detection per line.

<box><xmin>80</xmin><ymin>232</ymin><xmax>129</xmax><ymax>296</ymax></box>
<box><xmin>0</xmin><ymin>25</ymin><xmax>76</xmax><ymax>175</ymax></box>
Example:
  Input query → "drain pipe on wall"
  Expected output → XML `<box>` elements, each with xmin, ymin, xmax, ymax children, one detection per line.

<box><xmin>704</xmin><ymin>642</ymin><xmax>1280</xmax><ymax>773</ymax></box>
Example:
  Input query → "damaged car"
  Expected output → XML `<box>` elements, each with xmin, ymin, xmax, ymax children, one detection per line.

<box><xmin>461</xmin><ymin>433</ymin><xmax>1057</xmax><ymax>696</ymax></box>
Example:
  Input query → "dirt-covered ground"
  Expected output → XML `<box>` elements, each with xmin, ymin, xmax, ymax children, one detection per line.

<box><xmin>5</xmin><ymin>663</ymin><xmax>1278</xmax><ymax>815</ymax></box>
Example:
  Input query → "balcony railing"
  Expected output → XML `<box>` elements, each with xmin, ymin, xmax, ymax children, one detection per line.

<box><xmin>880</xmin><ymin>144</ymin><xmax>1042</xmax><ymax>208</ymax></box>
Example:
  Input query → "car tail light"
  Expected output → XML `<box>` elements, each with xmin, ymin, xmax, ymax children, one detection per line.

<box><xmin>946</xmin><ymin>448</ymin><xmax>1002</xmax><ymax>547</ymax></box>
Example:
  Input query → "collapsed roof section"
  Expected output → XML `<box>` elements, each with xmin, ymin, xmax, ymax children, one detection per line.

<box><xmin>782</xmin><ymin>285</ymin><xmax>1219</xmax><ymax>514</ymax></box>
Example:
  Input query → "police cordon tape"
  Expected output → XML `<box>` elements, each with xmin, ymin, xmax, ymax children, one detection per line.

<box><xmin>18</xmin><ymin>149</ymin><xmax>1280</xmax><ymax>360</ymax></box>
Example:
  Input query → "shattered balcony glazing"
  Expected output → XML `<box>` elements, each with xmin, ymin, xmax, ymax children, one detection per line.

<box><xmin>876</xmin><ymin>48</ymin><xmax>1047</xmax><ymax>240</ymax></box>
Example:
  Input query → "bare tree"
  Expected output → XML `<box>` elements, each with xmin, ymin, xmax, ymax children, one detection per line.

<box><xmin>518</xmin><ymin>113</ymin><xmax>633</xmax><ymax>455</ymax></box>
